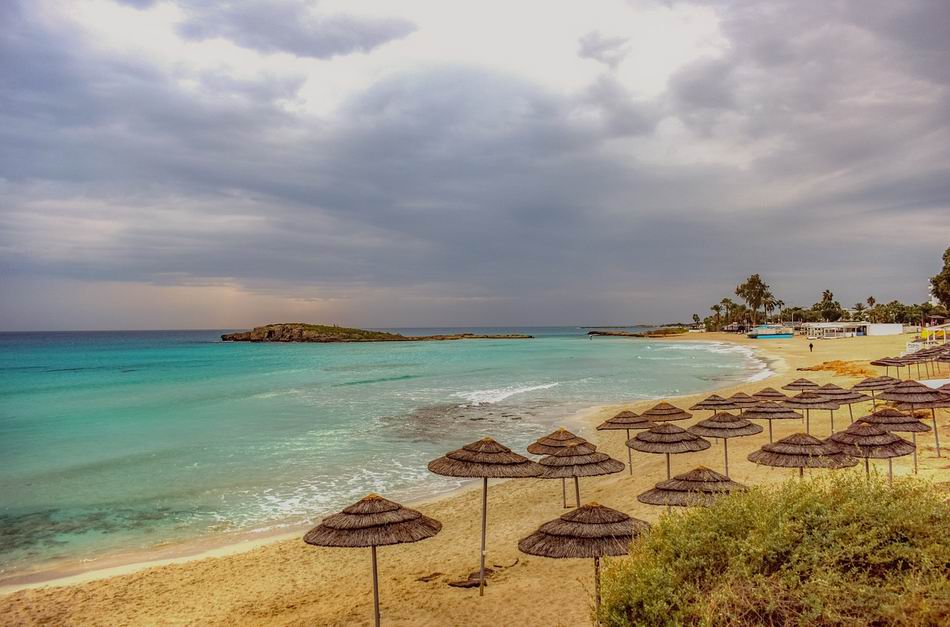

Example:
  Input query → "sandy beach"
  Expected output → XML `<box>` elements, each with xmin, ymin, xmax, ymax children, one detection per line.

<box><xmin>2</xmin><ymin>332</ymin><xmax>947</xmax><ymax>626</ymax></box>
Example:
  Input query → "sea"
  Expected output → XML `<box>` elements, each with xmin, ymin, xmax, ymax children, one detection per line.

<box><xmin>0</xmin><ymin>327</ymin><xmax>769</xmax><ymax>581</ymax></box>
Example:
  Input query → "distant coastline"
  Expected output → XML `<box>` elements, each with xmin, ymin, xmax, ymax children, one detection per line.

<box><xmin>221</xmin><ymin>323</ymin><xmax>533</xmax><ymax>343</ymax></box>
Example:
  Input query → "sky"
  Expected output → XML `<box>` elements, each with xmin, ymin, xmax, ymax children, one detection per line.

<box><xmin>1</xmin><ymin>0</ymin><xmax>949</xmax><ymax>331</ymax></box>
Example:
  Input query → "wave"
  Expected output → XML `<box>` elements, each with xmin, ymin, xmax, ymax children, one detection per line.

<box><xmin>335</xmin><ymin>374</ymin><xmax>421</xmax><ymax>386</ymax></box>
<box><xmin>454</xmin><ymin>382</ymin><xmax>559</xmax><ymax>406</ymax></box>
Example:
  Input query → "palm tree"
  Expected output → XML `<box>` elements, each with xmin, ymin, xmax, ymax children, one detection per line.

<box><xmin>710</xmin><ymin>304</ymin><xmax>723</xmax><ymax>330</ymax></box>
<box><xmin>867</xmin><ymin>296</ymin><xmax>876</xmax><ymax>309</ymax></box>
<box><xmin>720</xmin><ymin>298</ymin><xmax>736</xmax><ymax>325</ymax></box>
<box><xmin>736</xmin><ymin>275</ymin><xmax>771</xmax><ymax>325</ymax></box>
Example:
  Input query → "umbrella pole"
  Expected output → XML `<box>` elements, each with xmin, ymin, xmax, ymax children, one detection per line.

<box><xmin>574</xmin><ymin>476</ymin><xmax>581</xmax><ymax>508</ymax></box>
<box><xmin>798</xmin><ymin>466</ymin><xmax>804</xmax><ymax>479</ymax></box>
<box><xmin>912</xmin><ymin>432</ymin><xmax>918</xmax><ymax>474</ymax></box>
<box><xmin>665</xmin><ymin>453</ymin><xmax>671</xmax><ymax>480</ymax></box>
<box><xmin>768</xmin><ymin>420</ymin><xmax>773</xmax><ymax>443</ymax></box>
<box><xmin>931</xmin><ymin>408</ymin><xmax>941</xmax><ymax>458</ymax></box>
<box><xmin>864</xmin><ymin>457</ymin><xmax>870</xmax><ymax>479</ymax></box>
<box><xmin>806</xmin><ymin>409</ymin><xmax>810</xmax><ymax>434</ymax></box>
<box><xmin>871</xmin><ymin>390</ymin><xmax>876</xmax><ymax>408</ymax></box>
<box><xmin>888</xmin><ymin>458</ymin><xmax>893</xmax><ymax>485</ymax></box>
<box><xmin>848</xmin><ymin>404</ymin><xmax>853</xmax><ymax>422</ymax></box>
<box><xmin>723</xmin><ymin>439</ymin><xmax>729</xmax><ymax>477</ymax></box>
<box><xmin>562</xmin><ymin>478</ymin><xmax>567</xmax><ymax>508</ymax></box>
<box><xmin>830</xmin><ymin>410</ymin><xmax>834</xmax><ymax>434</ymax></box>
<box><xmin>593</xmin><ymin>557</ymin><xmax>602</xmax><ymax>626</ymax></box>
<box><xmin>626</xmin><ymin>429</ymin><xmax>633</xmax><ymax>475</ymax></box>
<box><xmin>479</xmin><ymin>477</ymin><xmax>488</xmax><ymax>596</ymax></box>
<box><xmin>371</xmin><ymin>545</ymin><xmax>381</xmax><ymax>627</ymax></box>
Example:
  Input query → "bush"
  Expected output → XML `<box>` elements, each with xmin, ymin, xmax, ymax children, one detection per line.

<box><xmin>600</xmin><ymin>474</ymin><xmax>949</xmax><ymax>626</ymax></box>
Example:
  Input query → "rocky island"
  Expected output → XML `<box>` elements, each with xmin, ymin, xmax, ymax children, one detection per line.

<box><xmin>587</xmin><ymin>327</ymin><xmax>688</xmax><ymax>338</ymax></box>
<box><xmin>221</xmin><ymin>323</ymin><xmax>533</xmax><ymax>343</ymax></box>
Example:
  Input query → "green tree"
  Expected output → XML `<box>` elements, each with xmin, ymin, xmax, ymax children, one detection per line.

<box><xmin>735</xmin><ymin>274</ymin><xmax>771</xmax><ymax>325</ymax></box>
<box><xmin>692</xmin><ymin>313</ymin><xmax>701</xmax><ymax>325</ymax></box>
<box><xmin>930</xmin><ymin>246</ymin><xmax>950</xmax><ymax>308</ymax></box>
<box><xmin>710</xmin><ymin>304</ymin><xmax>723</xmax><ymax>330</ymax></box>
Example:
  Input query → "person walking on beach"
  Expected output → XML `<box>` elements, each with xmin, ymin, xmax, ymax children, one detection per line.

<box><xmin>809</xmin><ymin>342</ymin><xmax>814</xmax><ymax>353</ymax></box>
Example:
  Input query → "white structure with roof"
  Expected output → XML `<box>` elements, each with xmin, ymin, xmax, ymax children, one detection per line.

<box><xmin>801</xmin><ymin>322</ymin><xmax>903</xmax><ymax>339</ymax></box>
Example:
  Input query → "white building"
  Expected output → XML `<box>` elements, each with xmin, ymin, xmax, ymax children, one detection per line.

<box><xmin>801</xmin><ymin>322</ymin><xmax>904</xmax><ymax>339</ymax></box>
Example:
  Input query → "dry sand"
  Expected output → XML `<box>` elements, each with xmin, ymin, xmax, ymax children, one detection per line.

<box><xmin>2</xmin><ymin>333</ymin><xmax>948</xmax><ymax>626</ymax></box>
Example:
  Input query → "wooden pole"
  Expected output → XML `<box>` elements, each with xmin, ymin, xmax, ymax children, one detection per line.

<box><xmin>626</xmin><ymin>429</ymin><xmax>632</xmax><ymax>475</ymax></box>
<box><xmin>723</xmin><ymin>438</ymin><xmax>729</xmax><ymax>477</ymax></box>
<box><xmin>371</xmin><ymin>546</ymin><xmax>381</xmax><ymax>627</ymax></box>
<box><xmin>912</xmin><ymin>432</ymin><xmax>918</xmax><ymax>474</ymax></box>
<box><xmin>798</xmin><ymin>466</ymin><xmax>804</xmax><ymax>478</ymax></box>
<box><xmin>665</xmin><ymin>453</ymin><xmax>671</xmax><ymax>480</ymax></box>
<box><xmin>767</xmin><ymin>420</ymin><xmax>773</xmax><ymax>443</ymax></box>
<box><xmin>888</xmin><ymin>458</ymin><xmax>893</xmax><ymax>485</ymax></box>
<box><xmin>829</xmin><ymin>409</ymin><xmax>835</xmax><ymax>434</ymax></box>
<box><xmin>574</xmin><ymin>476</ymin><xmax>581</xmax><ymax>509</ymax></box>
<box><xmin>864</xmin><ymin>457</ymin><xmax>870</xmax><ymax>479</ymax></box>
<box><xmin>593</xmin><ymin>557</ymin><xmax>602</xmax><ymax>626</ymax></box>
<box><xmin>806</xmin><ymin>408</ymin><xmax>810</xmax><ymax>434</ymax></box>
<box><xmin>479</xmin><ymin>477</ymin><xmax>488</xmax><ymax>596</ymax></box>
<box><xmin>930</xmin><ymin>408</ymin><xmax>941</xmax><ymax>458</ymax></box>
<box><xmin>562</xmin><ymin>478</ymin><xmax>567</xmax><ymax>508</ymax></box>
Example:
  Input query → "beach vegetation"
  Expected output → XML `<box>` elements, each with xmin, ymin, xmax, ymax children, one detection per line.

<box><xmin>598</xmin><ymin>474</ymin><xmax>950</xmax><ymax>626</ymax></box>
<box><xmin>931</xmin><ymin>246</ymin><xmax>950</xmax><ymax>308</ymax></box>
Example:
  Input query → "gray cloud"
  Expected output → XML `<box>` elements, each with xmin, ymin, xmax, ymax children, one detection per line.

<box><xmin>1</xmin><ymin>0</ymin><xmax>949</xmax><ymax>329</ymax></box>
<box><xmin>578</xmin><ymin>31</ymin><xmax>630</xmax><ymax>69</ymax></box>
<box><xmin>176</xmin><ymin>0</ymin><xmax>416</xmax><ymax>59</ymax></box>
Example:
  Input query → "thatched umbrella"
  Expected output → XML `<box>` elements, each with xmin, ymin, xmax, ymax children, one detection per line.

<box><xmin>826</xmin><ymin>423</ymin><xmax>914</xmax><ymax>484</ymax></box>
<box><xmin>304</xmin><ymin>494</ymin><xmax>442</xmax><ymax>627</ymax></box>
<box><xmin>870</xmin><ymin>357</ymin><xmax>905</xmax><ymax>378</ymax></box>
<box><xmin>781</xmin><ymin>378</ymin><xmax>819</xmax><ymax>392</ymax></box>
<box><xmin>639</xmin><ymin>402</ymin><xmax>692</xmax><ymax>422</ymax></box>
<box><xmin>689</xmin><ymin>394</ymin><xmax>739</xmax><ymax>415</ymax></box>
<box><xmin>539</xmin><ymin>442</ymin><xmax>625</xmax><ymax>508</ymax></box>
<box><xmin>852</xmin><ymin>376</ymin><xmax>900</xmax><ymax>407</ymax></box>
<box><xmin>752</xmin><ymin>387</ymin><xmax>788</xmax><ymax>402</ymax></box>
<box><xmin>879</xmin><ymin>380</ymin><xmax>945</xmax><ymax>458</ymax></box>
<box><xmin>816</xmin><ymin>383</ymin><xmax>871</xmax><ymax>429</ymax></box>
<box><xmin>688</xmin><ymin>412</ymin><xmax>763</xmax><ymax>476</ymax></box>
<box><xmin>428</xmin><ymin>437</ymin><xmax>542</xmax><ymax>595</ymax></box>
<box><xmin>742</xmin><ymin>401</ymin><xmax>802</xmax><ymax>443</ymax></box>
<box><xmin>728</xmin><ymin>392</ymin><xmax>758</xmax><ymax>413</ymax></box>
<box><xmin>529</xmin><ymin>428</ymin><xmax>589</xmax><ymax>507</ymax></box>
<box><xmin>518</xmin><ymin>504</ymin><xmax>650</xmax><ymax>621</ymax></box>
<box><xmin>782</xmin><ymin>391</ymin><xmax>839</xmax><ymax>435</ymax></box>
<box><xmin>857</xmin><ymin>407</ymin><xmax>931</xmax><ymax>474</ymax></box>
<box><xmin>637</xmin><ymin>466</ymin><xmax>746</xmax><ymax>508</ymax></box>
<box><xmin>597</xmin><ymin>411</ymin><xmax>655</xmax><ymax>476</ymax></box>
<box><xmin>747</xmin><ymin>433</ymin><xmax>857</xmax><ymax>478</ymax></box>
<box><xmin>627</xmin><ymin>423</ymin><xmax>711</xmax><ymax>479</ymax></box>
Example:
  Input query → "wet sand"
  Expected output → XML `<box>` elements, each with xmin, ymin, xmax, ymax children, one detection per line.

<box><xmin>2</xmin><ymin>332</ymin><xmax>947</xmax><ymax>626</ymax></box>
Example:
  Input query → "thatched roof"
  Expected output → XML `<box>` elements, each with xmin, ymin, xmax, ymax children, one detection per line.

<box><xmin>781</xmin><ymin>378</ymin><xmax>819</xmax><ymax>391</ymax></box>
<box><xmin>856</xmin><ymin>407</ymin><xmax>931</xmax><ymax>433</ymax></box>
<box><xmin>637</xmin><ymin>466</ymin><xmax>746</xmax><ymax>507</ymax></box>
<box><xmin>879</xmin><ymin>380</ymin><xmax>948</xmax><ymax>406</ymax></box>
<box><xmin>518</xmin><ymin>503</ymin><xmax>650</xmax><ymax>559</ymax></box>
<box><xmin>852</xmin><ymin>376</ymin><xmax>900</xmax><ymax>392</ymax></box>
<box><xmin>728</xmin><ymin>392</ymin><xmax>759</xmax><ymax>407</ymax></box>
<box><xmin>304</xmin><ymin>494</ymin><xmax>442</xmax><ymax>547</ymax></box>
<box><xmin>527</xmin><ymin>428</ymin><xmax>588</xmax><ymax>455</ymax></box>
<box><xmin>689</xmin><ymin>394</ymin><xmax>739</xmax><ymax>411</ymax></box>
<box><xmin>640</xmin><ymin>402</ymin><xmax>692</xmax><ymax>422</ymax></box>
<box><xmin>742</xmin><ymin>401</ymin><xmax>801</xmax><ymax>421</ymax></box>
<box><xmin>870</xmin><ymin>357</ymin><xmax>904</xmax><ymax>367</ymax></box>
<box><xmin>627</xmin><ymin>423</ymin><xmax>711</xmax><ymax>454</ymax></box>
<box><xmin>752</xmin><ymin>387</ymin><xmax>788</xmax><ymax>401</ymax></box>
<box><xmin>428</xmin><ymin>437</ymin><xmax>543</xmax><ymax>478</ymax></box>
<box><xmin>783</xmin><ymin>391</ymin><xmax>841</xmax><ymax>410</ymax></box>
<box><xmin>538</xmin><ymin>442</ymin><xmax>625</xmax><ymax>478</ymax></box>
<box><xmin>747</xmin><ymin>433</ymin><xmax>857</xmax><ymax>469</ymax></box>
<box><xmin>687</xmin><ymin>412</ymin><xmax>764</xmax><ymax>439</ymax></box>
<box><xmin>596</xmin><ymin>410</ymin><xmax>655</xmax><ymax>432</ymax></box>
<box><xmin>827</xmin><ymin>423</ymin><xmax>915</xmax><ymax>459</ymax></box>
<box><xmin>816</xmin><ymin>383</ymin><xmax>871</xmax><ymax>404</ymax></box>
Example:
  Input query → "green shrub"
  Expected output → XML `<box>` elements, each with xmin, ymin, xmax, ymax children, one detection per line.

<box><xmin>600</xmin><ymin>474</ymin><xmax>949</xmax><ymax>626</ymax></box>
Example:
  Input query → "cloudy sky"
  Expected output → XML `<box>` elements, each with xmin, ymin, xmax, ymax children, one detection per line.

<box><xmin>2</xmin><ymin>0</ymin><xmax>949</xmax><ymax>330</ymax></box>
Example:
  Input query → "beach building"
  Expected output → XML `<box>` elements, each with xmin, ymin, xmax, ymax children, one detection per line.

<box><xmin>801</xmin><ymin>322</ymin><xmax>903</xmax><ymax>339</ymax></box>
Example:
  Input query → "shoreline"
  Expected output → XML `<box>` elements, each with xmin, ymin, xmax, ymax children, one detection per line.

<box><xmin>0</xmin><ymin>337</ymin><xmax>769</xmax><ymax>594</ymax></box>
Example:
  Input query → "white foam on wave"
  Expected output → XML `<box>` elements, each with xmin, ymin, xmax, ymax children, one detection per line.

<box><xmin>455</xmin><ymin>382</ymin><xmax>559</xmax><ymax>406</ymax></box>
<box><xmin>655</xmin><ymin>342</ymin><xmax>774</xmax><ymax>383</ymax></box>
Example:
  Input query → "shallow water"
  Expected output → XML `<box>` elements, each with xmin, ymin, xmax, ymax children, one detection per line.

<box><xmin>0</xmin><ymin>328</ymin><xmax>766</xmax><ymax>577</ymax></box>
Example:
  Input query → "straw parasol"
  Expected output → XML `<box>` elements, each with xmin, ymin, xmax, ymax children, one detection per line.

<box><xmin>742</xmin><ymin>401</ymin><xmax>802</xmax><ymax>443</ymax></box>
<box><xmin>747</xmin><ymin>433</ymin><xmax>857</xmax><ymax>477</ymax></box>
<box><xmin>687</xmin><ymin>412</ymin><xmax>763</xmax><ymax>476</ymax></box>
<box><xmin>689</xmin><ymin>394</ymin><xmax>739</xmax><ymax>414</ymax></box>
<box><xmin>637</xmin><ymin>466</ymin><xmax>746</xmax><ymax>508</ymax></box>
<box><xmin>597</xmin><ymin>411</ymin><xmax>655</xmax><ymax>476</ymax></box>
<box><xmin>816</xmin><ymin>383</ymin><xmax>871</xmax><ymax>429</ymax></box>
<box><xmin>852</xmin><ymin>376</ymin><xmax>900</xmax><ymax>407</ymax></box>
<box><xmin>627</xmin><ymin>423</ymin><xmax>711</xmax><ymax>479</ymax></box>
<box><xmin>304</xmin><ymin>494</ymin><xmax>442</xmax><ymax>627</ymax></box>
<box><xmin>781</xmin><ymin>378</ymin><xmax>819</xmax><ymax>391</ymax></box>
<box><xmin>782</xmin><ymin>391</ymin><xmax>839</xmax><ymax>435</ymax></box>
<box><xmin>529</xmin><ymin>428</ymin><xmax>589</xmax><ymax>507</ymax></box>
<box><xmin>870</xmin><ymin>357</ymin><xmax>905</xmax><ymax>378</ymax></box>
<box><xmin>752</xmin><ymin>387</ymin><xmax>787</xmax><ymax>401</ymax></box>
<box><xmin>518</xmin><ymin>504</ymin><xmax>650</xmax><ymax>621</ymax></box>
<box><xmin>826</xmin><ymin>423</ymin><xmax>914</xmax><ymax>484</ymax></box>
<box><xmin>428</xmin><ymin>437</ymin><xmax>542</xmax><ymax>595</ymax></box>
<box><xmin>879</xmin><ymin>380</ymin><xmax>945</xmax><ymax>458</ymax></box>
<box><xmin>856</xmin><ymin>407</ymin><xmax>931</xmax><ymax>474</ymax></box>
<box><xmin>639</xmin><ymin>402</ymin><xmax>692</xmax><ymax>422</ymax></box>
<box><xmin>728</xmin><ymin>392</ymin><xmax>758</xmax><ymax>413</ymax></box>
<box><xmin>538</xmin><ymin>442</ymin><xmax>625</xmax><ymax>508</ymax></box>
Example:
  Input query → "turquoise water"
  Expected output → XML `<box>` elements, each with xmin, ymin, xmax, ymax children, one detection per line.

<box><xmin>0</xmin><ymin>328</ymin><xmax>766</xmax><ymax>578</ymax></box>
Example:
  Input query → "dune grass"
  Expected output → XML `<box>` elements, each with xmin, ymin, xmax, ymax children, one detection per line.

<box><xmin>600</xmin><ymin>474</ymin><xmax>950</xmax><ymax>626</ymax></box>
